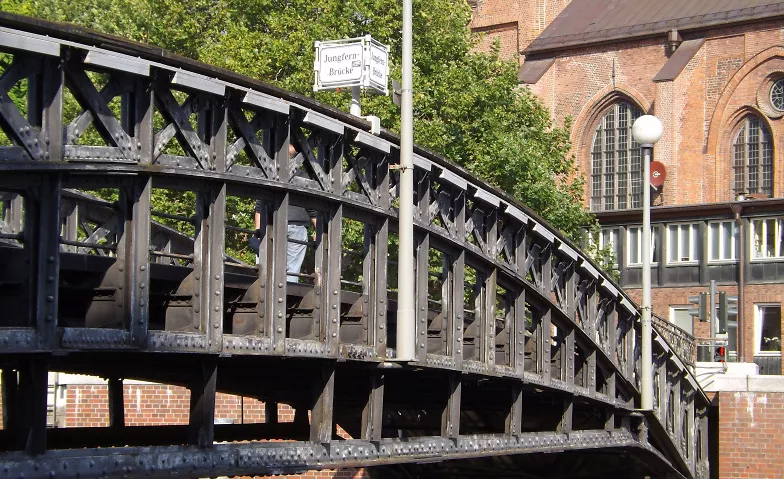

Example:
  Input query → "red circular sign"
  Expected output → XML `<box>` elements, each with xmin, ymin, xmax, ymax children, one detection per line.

<box><xmin>650</xmin><ymin>161</ymin><xmax>667</xmax><ymax>187</ymax></box>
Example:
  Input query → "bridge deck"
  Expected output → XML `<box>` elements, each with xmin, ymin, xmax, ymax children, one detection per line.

<box><xmin>0</xmin><ymin>12</ymin><xmax>708</xmax><ymax>479</ymax></box>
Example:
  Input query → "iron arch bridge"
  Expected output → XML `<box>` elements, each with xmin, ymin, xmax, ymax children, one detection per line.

<box><xmin>0</xmin><ymin>13</ymin><xmax>708</xmax><ymax>479</ymax></box>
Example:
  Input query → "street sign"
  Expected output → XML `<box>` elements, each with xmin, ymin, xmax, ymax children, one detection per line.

<box><xmin>369</xmin><ymin>42</ymin><xmax>388</xmax><ymax>92</ymax></box>
<box><xmin>317</xmin><ymin>42</ymin><xmax>363</xmax><ymax>85</ymax></box>
<box><xmin>650</xmin><ymin>160</ymin><xmax>667</xmax><ymax>187</ymax></box>
<box><xmin>314</xmin><ymin>36</ymin><xmax>389</xmax><ymax>95</ymax></box>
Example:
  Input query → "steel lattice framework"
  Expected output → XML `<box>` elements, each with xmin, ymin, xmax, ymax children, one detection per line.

<box><xmin>0</xmin><ymin>13</ymin><xmax>709</xmax><ymax>479</ymax></box>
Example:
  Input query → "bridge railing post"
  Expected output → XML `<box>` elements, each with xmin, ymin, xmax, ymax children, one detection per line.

<box><xmin>322</xmin><ymin>202</ymin><xmax>342</xmax><ymax>355</ymax></box>
<box><xmin>269</xmin><ymin>116</ymin><xmax>290</xmax><ymax>353</ymax></box>
<box><xmin>121</xmin><ymin>177</ymin><xmax>152</xmax><ymax>345</ymax></box>
<box><xmin>207</xmin><ymin>95</ymin><xmax>227</xmax><ymax>352</ymax></box>
<box><xmin>372</xmin><ymin>150</ymin><xmax>390</xmax><ymax>359</ymax></box>
<box><xmin>414</xmin><ymin>168</ymin><xmax>430</xmax><ymax>363</ymax></box>
<box><xmin>26</xmin><ymin>174</ymin><xmax>61</xmax><ymax>347</ymax></box>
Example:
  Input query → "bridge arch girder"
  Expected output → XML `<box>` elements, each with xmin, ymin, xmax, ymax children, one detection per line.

<box><xmin>0</xmin><ymin>13</ymin><xmax>708</xmax><ymax>479</ymax></box>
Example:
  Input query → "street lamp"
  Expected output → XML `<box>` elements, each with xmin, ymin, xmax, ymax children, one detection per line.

<box><xmin>396</xmin><ymin>0</ymin><xmax>415</xmax><ymax>361</ymax></box>
<box><xmin>631</xmin><ymin>114</ymin><xmax>663</xmax><ymax>411</ymax></box>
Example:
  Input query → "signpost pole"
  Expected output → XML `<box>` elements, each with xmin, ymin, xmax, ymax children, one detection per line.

<box><xmin>396</xmin><ymin>0</ymin><xmax>416</xmax><ymax>361</ymax></box>
<box><xmin>350</xmin><ymin>86</ymin><xmax>361</xmax><ymax>116</ymax></box>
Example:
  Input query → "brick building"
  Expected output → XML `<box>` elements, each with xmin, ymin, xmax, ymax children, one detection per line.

<box><xmin>471</xmin><ymin>0</ymin><xmax>784</xmax><ymax>373</ymax></box>
<box><xmin>470</xmin><ymin>1</ymin><xmax>784</xmax><ymax>477</ymax></box>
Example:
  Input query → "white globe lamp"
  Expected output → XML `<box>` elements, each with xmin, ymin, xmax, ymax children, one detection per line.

<box><xmin>632</xmin><ymin>115</ymin><xmax>663</xmax><ymax>147</ymax></box>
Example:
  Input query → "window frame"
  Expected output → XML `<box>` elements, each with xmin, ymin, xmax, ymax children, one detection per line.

<box><xmin>771</xmin><ymin>78</ymin><xmax>784</xmax><ymax>112</ymax></box>
<box><xmin>754</xmin><ymin>303</ymin><xmax>782</xmax><ymax>356</ymax></box>
<box><xmin>590</xmin><ymin>102</ymin><xmax>643</xmax><ymax>212</ymax></box>
<box><xmin>666</xmin><ymin>222</ymin><xmax>701</xmax><ymax>265</ymax></box>
<box><xmin>732</xmin><ymin>116</ymin><xmax>773</xmax><ymax>197</ymax></box>
<box><xmin>750</xmin><ymin>217</ymin><xmax>784</xmax><ymax>261</ymax></box>
<box><xmin>669</xmin><ymin>305</ymin><xmax>694</xmax><ymax>336</ymax></box>
<box><xmin>599</xmin><ymin>227</ymin><xmax>620</xmax><ymax>256</ymax></box>
<box><xmin>707</xmin><ymin>220</ymin><xmax>737</xmax><ymax>263</ymax></box>
<box><xmin>626</xmin><ymin>225</ymin><xmax>660</xmax><ymax>267</ymax></box>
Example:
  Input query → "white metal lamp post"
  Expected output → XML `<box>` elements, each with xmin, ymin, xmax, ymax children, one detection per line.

<box><xmin>396</xmin><ymin>0</ymin><xmax>416</xmax><ymax>361</ymax></box>
<box><xmin>631</xmin><ymin>114</ymin><xmax>663</xmax><ymax>411</ymax></box>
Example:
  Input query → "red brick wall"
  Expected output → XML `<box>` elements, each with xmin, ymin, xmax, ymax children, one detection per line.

<box><xmin>717</xmin><ymin>391</ymin><xmax>784</xmax><ymax>478</ymax></box>
<box><xmin>469</xmin><ymin>0</ymin><xmax>572</xmax><ymax>61</ymax></box>
<box><xmin>473</xmin><ymin>0</ymin><xmax>784</xmax><ymax>209</ymax></box>
<box><xmin>61</xmin><ymin>383</ymin><xmax>362</xmax><ymax>479</ymax></box>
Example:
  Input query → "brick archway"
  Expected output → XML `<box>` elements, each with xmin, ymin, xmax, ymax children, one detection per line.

<box><xmin>716</xmin><ymin>106</ymin><xmax>776</xmax><ymax>201</ymax></box>
<box><xmin>706</xmin><ymin>46</ymin><xmax>784</xmax><ymax>200</ymax></box>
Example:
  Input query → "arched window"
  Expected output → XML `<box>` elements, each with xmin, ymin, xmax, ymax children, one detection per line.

<box><xmin>590</xmin><ymin>102</ymin><xmax>642</xmax><ymax>211</ymax></box>
<box><xmin>733</xmin><ymin>116</ymin><xmax>773</xmax><ymax>197</ymax></box>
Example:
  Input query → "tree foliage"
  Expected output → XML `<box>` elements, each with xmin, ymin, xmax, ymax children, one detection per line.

<box><xmin>2</xmin><ymin>0</ymin><xmax>615</xmax><ymax>271</ymax></box>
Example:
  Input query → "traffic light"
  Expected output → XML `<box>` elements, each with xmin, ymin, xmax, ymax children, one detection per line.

<box><xmin>714</xmin><ymin>346</ymin><xmax>727</xmax><ymax>362</ymax></box>
<box><xmin>688</xmin><ymin>293</ymin><xmax>709</xmax><ymax>322</ymax></box>
<box><xmin>717</xmin><ymin>292</ymin><xmax>738</xmax><ymax>334</ymax></box>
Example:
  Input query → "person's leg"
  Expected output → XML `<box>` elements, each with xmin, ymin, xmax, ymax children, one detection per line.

<box><xmin>286</xmin><ymin>225</ymin><xmax>308</xmax><ymax>282</ymax></box>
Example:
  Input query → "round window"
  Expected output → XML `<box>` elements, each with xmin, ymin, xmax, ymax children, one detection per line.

<box><xmin>770</xmin><ymin>78</ymin><xmax>784</xmax><ymax>111</ymax></box>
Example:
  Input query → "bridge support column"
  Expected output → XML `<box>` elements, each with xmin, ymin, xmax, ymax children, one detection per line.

<box><xmin>559</xmin><ymin>397</ymin><xmax>573</xmax><ymax>433</ymax></box>
<box><xmin>362</xmin><ymin>373</ymin><xmax>384</xmax><ymax>442</ymax></box>
<box><xmin>605</xmin><ymin>372</ymin><xmax>617</xmax><ymax>430</ymax></box>
<box><xmin>441</xmin><ymin>373</ymin><xmax>461</xmax><ymax>439</ymax></box>
<box><xmin>108</xmin><ymin>377</ymin><xmax>125</xmax><ymax>429</ymax></box>
<box><xmin>188</xmin><ymin>356</ymin><xmax>218</xmax><ymax>448</ymax></box>
<box><xmin>11</xmin><ymin>356</ymin><xmax>49</xmax><ymax>454</ymax></box>
<box><xmin>505</xmin><ymin>384</ymin><xmax>523</xmax><ymax>436</ymax></box>
<box><xmin>1</xmin><ymin>369</ymin><xmax>17</xmax><ymax>442</ymax></box>
<box><xmin>265</xmin><ymin>400</ymin><xmax>278</xmax><ymax>424</ymax></box>
<box><xmin>310</xmin><ymin>362</ymin><xmax>336</xmax><ymax>444</ymax></box>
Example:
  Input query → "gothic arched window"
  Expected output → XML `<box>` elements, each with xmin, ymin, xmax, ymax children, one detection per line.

<box><xmin>733</xmin><ymin>116</ymin><xmax>773</xmax><ymax>197</ymax></box>
<box><xmin>590</xmin><ymin>102</ymin><xmax>642</xmax><ymax>211</ymax></box>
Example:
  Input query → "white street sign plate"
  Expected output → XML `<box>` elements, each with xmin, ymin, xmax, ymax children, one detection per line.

<box><xmin>369</xmin><ymin>43</ymin><xmax>388</xmax><ymax>91</ymax></box>
<box><xmin>318</xmin><ymin>42</ymin><xmax>363</xmax><ymax>85</ymax></box>
<box><xmin>314</xmin><ymin>36</ymin><xmax>389</xmax><ymax>95</ymax></box>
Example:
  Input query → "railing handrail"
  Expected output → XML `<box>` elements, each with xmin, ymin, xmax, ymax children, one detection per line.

<box><xmin>651</xmin><ymin>314</ymin><xmax>697</xmax><ymax>367</ymax></box>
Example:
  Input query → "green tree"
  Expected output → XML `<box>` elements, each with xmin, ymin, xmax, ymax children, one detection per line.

<box><xmin>2</xmin><ymin>0</ymin><xmax>609</xmax><ymax>268</ymax></box>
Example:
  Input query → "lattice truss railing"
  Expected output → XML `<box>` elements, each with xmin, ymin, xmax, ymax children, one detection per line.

<box><xmin>0</xmin><ymin>18</ymin><xmax>709</xmax><ymax>479</ymax></box>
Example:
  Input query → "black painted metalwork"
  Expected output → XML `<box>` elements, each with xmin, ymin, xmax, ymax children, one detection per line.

<box><xmin>0</xmin><ymin>13</ymin><xmax>709</xmax><ymax>479</ymax></box>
